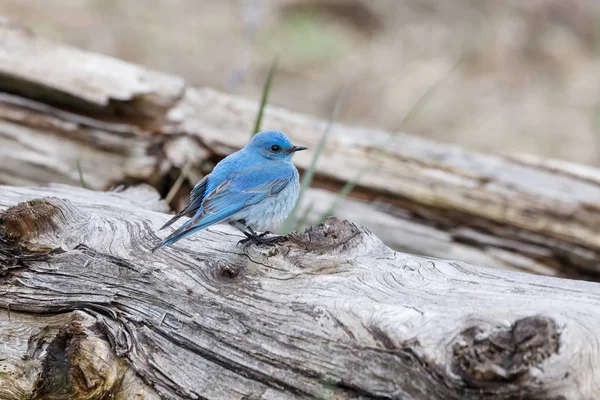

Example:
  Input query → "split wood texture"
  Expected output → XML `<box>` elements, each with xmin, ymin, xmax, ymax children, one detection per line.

<box><xmin>2</xmin><ymin>20</ymin><xmax>600</xmax><ymax>281</ymax></box>
<box><xmin>1</xmin><ymin>184</ymin><xmax>599</xmax><ymax>399</ymax></box>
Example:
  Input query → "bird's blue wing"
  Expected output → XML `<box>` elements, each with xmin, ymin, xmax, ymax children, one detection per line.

<box><xmin>152</xmin><ymin>165</ymin><xmax>292</xmax><ymax>251</ymax></box>
<box><xmin>159</xmin><ymin>174</ymin><xmax>209</xmax><ymax>230</ymax></box>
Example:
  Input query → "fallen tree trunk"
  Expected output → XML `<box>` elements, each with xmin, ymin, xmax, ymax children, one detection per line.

<box><xmin>1</xmin><ymin>184</ymin><xmax>599</xmax><ymax>399</ymax></box>
<box><xmin>3</xmin><ymin>20</ymin><xmax>600</xmax><ymax>280</ymax></box>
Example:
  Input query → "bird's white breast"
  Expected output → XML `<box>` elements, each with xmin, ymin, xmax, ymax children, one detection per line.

<box><xmin>232</xmin><ymin>171</ymin><xmax>300</xmax><ymax>231</ymax></box>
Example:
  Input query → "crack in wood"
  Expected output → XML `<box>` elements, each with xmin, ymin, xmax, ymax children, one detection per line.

<box><xmin>0</xmin><ymin>186</ymin><xmax>594</xmax><ymax>399</ymax></box>
<box><xmin>452</xmin><ymin>316</ymin><xmax>560</xmax><ymax>396</ymax></box>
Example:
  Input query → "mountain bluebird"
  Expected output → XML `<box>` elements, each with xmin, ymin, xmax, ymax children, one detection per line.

<box><xmin>151</xmin><ymin>130</ymin><xmax>307</xmax><ymax>252</ymax></box>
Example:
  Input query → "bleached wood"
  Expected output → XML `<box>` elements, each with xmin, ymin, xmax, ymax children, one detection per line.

<box><xmin>0</xmin><ymin>20</ymin><xmax>184</xmax><ymax>119</ymax></box>
<box><xmin>2</xmin><ymin>20</ymin><xmax>600</xmax><ymax>280</ymax></box>
<box><xmin>0</xmin><ymin>184</ymin><xmax>599</xmax><ymax>399</ymax></box>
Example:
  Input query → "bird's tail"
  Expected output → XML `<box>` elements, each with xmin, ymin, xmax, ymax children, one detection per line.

<box><xmin>151</xmin><ymin>219</ymin><xmax>197</xmax><ymax>253</ymax></box>
<box><xmin>158</xmin><ymin>210</ymin><xmax>186</xmax><ymax>231</ymax></box>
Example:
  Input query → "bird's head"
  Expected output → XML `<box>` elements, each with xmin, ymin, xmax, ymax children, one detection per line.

<box><xmin>247</xmin><ymin>130</ymin><xmax>307</xmax><ymax>161</ymax></box>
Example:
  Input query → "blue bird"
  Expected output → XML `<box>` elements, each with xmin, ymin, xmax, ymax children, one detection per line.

<box><xmin>152</xmin><ymin>130</ymin><xmax>307</xmax><ymax>252</ymax></box>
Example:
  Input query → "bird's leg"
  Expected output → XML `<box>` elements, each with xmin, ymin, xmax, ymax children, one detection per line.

<box><xmin>248</xmin><ymin>227</ymin><xmax>283</xmax><ymax>243</ymax></box>
<box><xmin>230</xmin><ymin>220</ymin><xmax>257</xmax><ymax>244</ymax></box>
<box><xmin>237</xmin><ymin>226</ymin><xmax>284</xmax><ymax>246</ymax></box>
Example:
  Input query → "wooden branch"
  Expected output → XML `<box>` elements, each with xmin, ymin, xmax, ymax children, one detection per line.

<box><xmin>2</xmin><ymin>20</ymin><xmax>600</xmax><ymax>281</ymax></box>
<box><xmin>1</xmin><ymin>184</ymin><xmax>599</xmax><ymax>399</ymax></box>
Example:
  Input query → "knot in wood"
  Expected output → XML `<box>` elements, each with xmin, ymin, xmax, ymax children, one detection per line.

<box><xmin>0</xmin><ymin>197</ymin><xmax>80</xmax><ymax>244</ymax></box>
<box><xmin>32</xmin><ymin>320</ymin><xmax>122</xmax><ymax>400</ymax></box>
<box><xmin>219</xmin><ymin>261</ymin><xmax>241</xmax><ymax>278</ymax></box>
<box><xmin>451</xmin><ymin>316</ymin><xmax>560</xmax><ymax>389</ymax></box>
<box><xmin>288</xmin><ymin>217</ymin><xmax>363</xmax><ymax>253</ymax></box>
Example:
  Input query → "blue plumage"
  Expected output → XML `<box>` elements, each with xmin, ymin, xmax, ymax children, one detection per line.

<box><xmin>152</xmin><ymin>130</ymin><xmax>307</xmax><ymax>251</ymax></box>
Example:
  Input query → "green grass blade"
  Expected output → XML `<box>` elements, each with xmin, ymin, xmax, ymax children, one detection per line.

<box><xmin>165</xmin><ymin>161</ymin><xmax>192</xmax><ymax>205</ymax></box>
<box><xmin>252</xmin><ymin>55</ymin><xmax>279</xmax><ymax>137</ymax></box>
<box><xmin>316</xmin><ymin>58</ymin><xmax>463</xmax><ymax>223</ymax></box>
<box><xmin>317</xmin><ymin>166</ymin><xmax>371</xmax><ymax>222</ymax></box>
<box><xmin>294</xmin><ymin>200</ymin><xmax>314</xmax><ymax>231</ymax></box>
<box><xmin>76</xmin><ymin>160</ymin><xmax>87</xmax><ymax>189</ymax></box>
<box><xmin>394</xmin><ymin>58</ymin><xmax>462</xmax><ymax>130</ymax></box>
<box><xmin>281</xmin><ymin>90</ymin><xmax>344</xmax><ymax>233</ymax></box>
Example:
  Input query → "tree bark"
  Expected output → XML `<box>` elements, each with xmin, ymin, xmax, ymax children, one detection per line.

<box><xmin>3</xmin><ymin>20</ymin><xmax>600</xmax><ymax>281</ymax></box>
<box><xmin>1</xmin><ymin>184</ymin><xmax>599</xmax><ymax>399</ymax></box>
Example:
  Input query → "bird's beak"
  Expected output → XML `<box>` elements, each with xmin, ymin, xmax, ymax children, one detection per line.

<box><xmin>289</xmin><ymin>145</ymin><xmax>308</xmax><ymax>153</ymax></box>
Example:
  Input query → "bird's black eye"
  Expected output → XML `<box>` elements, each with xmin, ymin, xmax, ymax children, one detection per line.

<box><xmin>270</xmin><ymin>145</ymin><xmax>281</xmax><ymax>152</ymax></box>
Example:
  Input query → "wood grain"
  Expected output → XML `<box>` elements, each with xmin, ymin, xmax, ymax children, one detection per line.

<box><xmin>1</xmin><ymin>184</ymin><xmax>599</xmax><ymax>399</ymax></box>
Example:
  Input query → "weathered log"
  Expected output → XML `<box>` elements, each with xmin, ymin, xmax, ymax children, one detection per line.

<box><xmin>3</xmin><ymin>20</ymin><xmax>600</xmax><ymax>280</ymax></box>
<box><xmin>0</xmin><ymin>184</ymin><xmax>599</xmax><ymax>399</ymax></box>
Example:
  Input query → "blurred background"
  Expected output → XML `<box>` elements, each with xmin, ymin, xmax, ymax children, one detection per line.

<box><xmin>4</xmin><ymin>0</ymin><xmax>600</xmax><ymax>282</ymax></box>
<box><xmin>4</xmin><ymin>0</ymin><xmax>600</xmax><ymax>165</ymax></box>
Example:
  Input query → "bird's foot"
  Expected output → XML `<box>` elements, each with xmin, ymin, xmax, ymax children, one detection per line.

<box><xmin>238</xmin><ymin>230</ymin><xmax>284</xmax><ymax>247</ymax></box>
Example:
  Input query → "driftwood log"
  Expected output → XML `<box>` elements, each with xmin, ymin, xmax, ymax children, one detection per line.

<box><xmin>3</xmin><ymin>19</ymin><xmax>600</xmax><ymax>283</ymax></box>
<box><xmin>1</xmin><ymin>184</ymin><xmax>600</xmax><ymax>399</ymax></box>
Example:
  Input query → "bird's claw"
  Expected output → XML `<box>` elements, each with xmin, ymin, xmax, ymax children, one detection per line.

<box><xmin>238</xmin><ymin>231</ymin><xmax>284</xmax><ymax>247</ymax></box>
